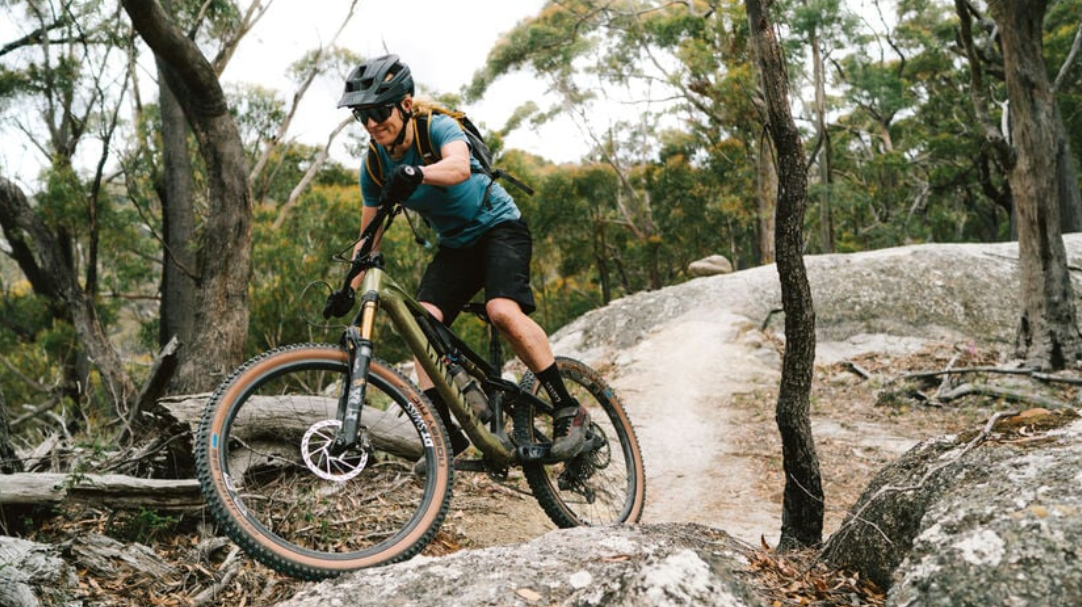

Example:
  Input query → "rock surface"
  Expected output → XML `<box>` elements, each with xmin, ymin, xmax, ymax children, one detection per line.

<box><xmin>822</xmin><ymin>408</ymin><xmax>1082</xmax><ymax>605</ymax></box>
<box><xmin>10</xmin><ymin>236</ymin><xmax>1082</xmax><ymax>606</ymax></box>
<box><xmin>0</xmin><ymin>536</ymin><xmax>76</xmax><ymax>607</ymax></box>
<box><xmin>276</xmin><ymin>523</ymin><xmax>767</xmax><ymax>607</ymax></box>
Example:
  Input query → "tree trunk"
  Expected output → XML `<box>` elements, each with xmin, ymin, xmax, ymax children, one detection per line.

<box><xmin>0</xmin><ymin>384</ymin><xmax>22</xmax><ymax>474</ymax></box>
<box><xmin>594</xmin><ymin>218</ymin><xmax>613</xmax><ymax>304</ymax></box>
<box><xmin>812</xmin><ymin>30</ymin><xmax>833</xmax><ymax>254</ymax></box>
<box><xmin>122</xmin><ymin>0</ymin><xmax>253</xmax><ymax>393</ymax></box>
<box><xmin>756</xmin><ymin>131</ymin><xmax>778</xmax><ymax>265</ymax></box>
<box><xmin>751</xmin><ymin>54</ymin><xmax>777</xmax><ymax>266</ymax></box>
<box><xmin>156</xmin><ymin>58</ymin><xmax>199</xmax><ymax>360</ymax></box>
<box><xmin>0</xmin><ymin>472</ymin><xmax>202</xmax><ymax>509</ymax></box>
<box><xmin>0</xmin><ymin>178</ymin><xmax>140</xmax><ymax>419</ymax></box>
<box><xmin>745</xmin><ymin>0</ymin><xmax>824</xmax><ymax>550</ymax></box>
<box><xmin>1053</xmin><ymin>103</ymin><xmax>1082</xmax><ymax>234</ymax></box>
<box><xmin>988</xmin><ymin>0</ymin><xmax>1082</xmax><ymax>370</ymax></box>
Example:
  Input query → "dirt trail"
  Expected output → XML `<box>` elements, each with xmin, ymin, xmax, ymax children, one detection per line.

<box><xmin>604</xmin><ymin>309</ymin><xmax>783</xmax><ymax>545</ymax></box>
<box><xmin>448</xmin><ymin>307</ymin><xmax>938</xmax><ymax>552</ymax></box>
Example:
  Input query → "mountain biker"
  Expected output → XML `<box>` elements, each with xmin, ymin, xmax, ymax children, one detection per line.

<box><xmin>337</xmin><ymin>54</ymin><xmax>589</xmax><ymax>461</ymax></box>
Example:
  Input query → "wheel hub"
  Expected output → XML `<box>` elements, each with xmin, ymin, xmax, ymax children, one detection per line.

<box><xmin>301</xmin><ymin>419</ymin><xmax>368</xmax><ymax>481</ymax></box>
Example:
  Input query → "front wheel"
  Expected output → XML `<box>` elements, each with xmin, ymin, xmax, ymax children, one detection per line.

<box><xmin>194</xmin><ymin>343</ymin><xmax>454</xmax><ymax>580</ymax></box>
<box><xmin>514</xmin><ymin>356</ymin><xmax>646</xmax><ymax>528</ymax></box>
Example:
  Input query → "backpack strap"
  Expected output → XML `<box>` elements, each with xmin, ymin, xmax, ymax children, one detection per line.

<box><xmin>365</xmin><ymin>113</ymin><xmax>437</xmax><ymax>191</ymax></box>
<box><xmin>364</xmin><ymin>141</ymin><xmax>385</xmax><ymax>189</ymax></box>
<box><xmin>413</xmin><ymin>112</ymin><xmax>440</xmax><ymax>165</ymax></box>
<box><xmin>492</xmin><ymin>169</ymin><xmax>535</xmax><ymax>196</ymax></box>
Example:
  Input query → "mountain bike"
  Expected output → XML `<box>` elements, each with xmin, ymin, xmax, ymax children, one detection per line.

<box><xmin>193</xmin><ymin>194</ymin><xmax>646</xmax><ymax>580</ymax></box>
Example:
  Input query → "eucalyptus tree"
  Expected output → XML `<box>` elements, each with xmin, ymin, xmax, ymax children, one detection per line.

<box><xmin>746</xmin><ymin>0</ymin><xmax>822</xmax><ymax>550</ymax></box>
<box><xmin>469</xmin><ymin>0</ymin><xmax>771</xmax><ymax>287</ymax></box>
<box><xmin>143</xmin><ymin>0</ymin><xmax>263</xmax><ymax>394</ymax></box>
<box><xmin>122</xmin><ymin>0</ymin><xmax>254</xmax><ymax>398</ymax></box>
<box><xmin>982</xmin><ymin>0</ymin><xmax>1082</xmax><ymax>370</ymax></box>
<box><xmin>0</xmin><ymin>0</ymin><xmax>148</xmax><ymax>434</ymax></box>
<box><xmin>825</xmin><ymin>1</ymin><xmax>946</xmax><ymax>249</ymax></box>
<box><xmin>1046</xmin><ymin>0</ymin><xmax>1082</xmax><ymax>173</ymax></box>
<box><xmin>785</xmin><ymin>0</ymin><xmax>860</xmax><ymax>254</ymax></box>
<box><xmin>809</xmin><ymin>1</ymin><xmax>1009</xmax><ymax>249</ymax></box>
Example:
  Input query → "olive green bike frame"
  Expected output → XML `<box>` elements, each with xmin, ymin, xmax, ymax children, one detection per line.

<box><xmin>352</xmin><ymin>265</ymin><xmax>518</xmax><ymax>468</ymax></box>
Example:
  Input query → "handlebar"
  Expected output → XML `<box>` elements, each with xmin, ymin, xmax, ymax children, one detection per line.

<box><xmin>322</xmin><ymin>197</ymin><xmax>405</xmax><ymax>320</ymax></box>
<box><xmin>325</xmin><ymin>162</ymin><xmax>424</xmax><ymax>319</ymax></box>
<box><xmin>340</xmin><ymin>197</ymin><xmax>401</xmax><ymax>291</ymax></box>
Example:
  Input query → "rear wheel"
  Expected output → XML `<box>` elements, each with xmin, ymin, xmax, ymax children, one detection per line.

<box><xmin>194</xmin><ymin>343</ymin><xmax>453</xmax><ymax>580</ymax></box>
<box><xmin>514</xmin><ymin>356</ymin><xmax>646</xmax><ymax>528</ymax></box>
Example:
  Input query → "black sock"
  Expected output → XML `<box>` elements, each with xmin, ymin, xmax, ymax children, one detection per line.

<box><xmin>536</xmin><ymin>363</ymin><xmax>574</xmax><ymax>409</ymax></box>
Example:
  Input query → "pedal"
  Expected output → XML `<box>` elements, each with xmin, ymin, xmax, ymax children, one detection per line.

<box><xmin>517</xmin><ymin>443</ymin><xmax>551</xmax><ymax>462</ymax></box>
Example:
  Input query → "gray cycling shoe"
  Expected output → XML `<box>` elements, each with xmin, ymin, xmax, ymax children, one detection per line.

<box><xmin>549</xmin><ymin>404</ymin><xmax>590</xmax><ymax>461</ymax></box>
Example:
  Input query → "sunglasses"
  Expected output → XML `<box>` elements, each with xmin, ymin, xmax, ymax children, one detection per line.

<box><xmin>352</xmin><ymin>103</ymin><xmax>397</xmax><ymax>124</ymax></box>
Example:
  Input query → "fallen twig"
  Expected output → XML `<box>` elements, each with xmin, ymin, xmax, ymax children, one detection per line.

<box><xmin>931</xmin><ymin>353</ymin><xmax>962</xmax><ymax>401</ymax></box>
<box><xmin>1030</xmin><ymin>372</ymin><xmax>1082</xmax><ymax>386</ymax></box>
<box><xmin>902</xmin><ymin>366</ymin><xmax>1039</xmax><ymax>380</ymax></box>
<box><xmin>937</xmin><ymin>383</ymin><xmax>1070</xmax><ymax>410</ymax></box>
<box><xmin>841</xmin><ymin>360</ymin><xmax>873</xmax><ymax>380</ymax></box>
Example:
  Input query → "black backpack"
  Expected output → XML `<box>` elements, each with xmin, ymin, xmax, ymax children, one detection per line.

<box><xmin>365</xmin><ymin>106</ymin><xmax>534</xmax><ymax>198</ymax></box>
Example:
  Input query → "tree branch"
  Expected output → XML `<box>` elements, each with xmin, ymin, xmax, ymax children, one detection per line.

<box><xmin>249</xmin><ymin>0</ymin><xmax>360</xmax><ymax>188</ymax></box>
<box><xmin>1052</xmin><ymin>17</ymin><xmax>1082</xmax><ymax>92</ymax></box>
<box><xmin>273</xmin><ymin>116</ymin><xmax>352</xmax><ymax>230</ymax></box>
<box><xmin>0</xmin><ymin>15</ymin><xmax>71</xmax><ymax>57</ymax></box>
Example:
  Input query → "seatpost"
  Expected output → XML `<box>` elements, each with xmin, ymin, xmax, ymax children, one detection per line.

<box><xmin>487</xmin><ymin>323</ymin><xmax>502</xmax><ymax>371</ymax></box>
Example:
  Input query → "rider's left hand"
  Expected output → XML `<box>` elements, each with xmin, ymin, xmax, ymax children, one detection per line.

<box><xmin>322</xmin><ymin>287</ymin><xmax>355</xmax><ymax>319</ymax></box>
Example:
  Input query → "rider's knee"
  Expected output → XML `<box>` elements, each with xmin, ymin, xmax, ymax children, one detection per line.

<box><xmin>485</xmin><ymin>298</ymin><xmax>525</xmax><ymax>330</ymax></box>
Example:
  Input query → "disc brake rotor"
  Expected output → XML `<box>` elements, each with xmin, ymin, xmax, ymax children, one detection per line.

<box><xmin>301</xmin><ymin>419</ymin><xmax>369</xmax><ymax>482</ymax></box>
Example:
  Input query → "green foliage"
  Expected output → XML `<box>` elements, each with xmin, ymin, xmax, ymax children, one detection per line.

<box><xmin>1046</xmin><ymin>0</ymin><xmax>1082</xmax><ymax>180</ymax></box>
<box><xmin>109</xmin><ymin>508</ymin><xmax>182</xmax><ymax>544</ymax></box>
<box><xmin>7</xmin><ymin>0</ymin><xmax>1082</xmax><ymax>457</ymax></box>
<box><xmin>229</xmin><ymin>83</ymin><xmax>288</xmax><ymax>160</ymax></box>
<box><xmin>0</xmin><ymin>65</ymin><xmax>32</xmax><ymax>98</ymax></box>
<box><xmin>248</xmin><ymin>184</ymin><xmax>356</xmax><ymax>352</ymax></box>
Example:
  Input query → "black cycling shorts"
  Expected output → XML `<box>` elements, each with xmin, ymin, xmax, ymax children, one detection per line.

<box><xmin>416</xmin><ymin>219</ymin><xmax>536</xmax><ymax>324</ymax></box>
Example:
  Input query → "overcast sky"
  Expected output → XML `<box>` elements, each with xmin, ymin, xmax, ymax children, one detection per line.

<box><xmin>0</xmin><ymin>1</ymin><xmax>585</xmax><ymax>187</ymax></box>
<box><xmin>225</xmin><ymin>0</ymin><xmax>587</xmax><ymax>164</ymax></box>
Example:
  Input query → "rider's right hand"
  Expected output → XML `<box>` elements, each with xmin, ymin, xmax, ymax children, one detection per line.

<box><xmin>381</xmin><ymin>165</ymin><xmax>423</xmax><ymax>206</ymax></box>
<box><xmin>323</xmin><ymin>287</ymin><xmax>356</xmax><ymax>319</ymax></box>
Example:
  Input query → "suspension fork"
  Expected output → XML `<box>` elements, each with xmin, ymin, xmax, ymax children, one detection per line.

<box><xmin>333</xmin><ymin>290</ymin><xmax>380</xmax><ymax>452</ymax></box>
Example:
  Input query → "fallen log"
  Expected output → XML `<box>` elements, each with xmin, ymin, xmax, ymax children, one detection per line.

<box><xmin>0</xmin><ymin>395</ymin><xmax>425</xmax><ymax>510</ymax></box>
<box><xmin>161</xmin><ymin>394</ymin><xmax>423</xmax><ymax>459</ymax></box>
<box><xmin>0</xmin><ymin>472</ymin><xmax>202</xmax><ymax>509</ymax></box>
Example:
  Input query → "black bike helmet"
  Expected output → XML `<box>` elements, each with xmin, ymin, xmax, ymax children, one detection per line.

<box><xmin>337</xmin><ymin>54</ymin><xmax>415</xmax><ymax>108</ymax></box>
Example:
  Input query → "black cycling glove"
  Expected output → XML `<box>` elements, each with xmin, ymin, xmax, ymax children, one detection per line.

<box><xmin>322</xmin><ymin>287</ymin><xmax>355</xmax><ymax>319</ymax></box>
<box><xmin>382</xmin><ymin>165</ymin><xmax>424</xmax><ymax>205</ymax></box>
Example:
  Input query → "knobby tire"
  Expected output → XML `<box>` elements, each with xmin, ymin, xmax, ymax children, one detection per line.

<box><xmin>194</xmin><ymin>343</ymin><xmax>453</xmax><ymax>580</ymax></box>
<box><xmin>515</xmin><ymin>356</ymin><xmax>646</xmax><ymax>528</ymax></box>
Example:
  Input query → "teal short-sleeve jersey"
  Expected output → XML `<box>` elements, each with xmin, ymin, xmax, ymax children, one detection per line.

<box><xmin>360</xmin><ymin>113</ymin><xmax>520</xmax><ymax>248</ymax></box>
